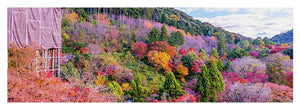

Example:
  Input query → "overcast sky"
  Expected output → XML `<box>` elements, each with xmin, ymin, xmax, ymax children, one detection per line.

<box><xmin>176</xmin><ymin>8</ymin><xmax>293</xmax><ymax>38</ymax></box>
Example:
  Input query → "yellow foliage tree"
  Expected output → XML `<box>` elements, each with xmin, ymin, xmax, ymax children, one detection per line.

<box><xmin>176</xmin><ymin>63</ymin><xmax>189</xmax><ymax>76</ymax></box>
<box><xmin>121</xmin><ymin>83</ymin><xmax>130</xmax><ymax>91</ymax></box>
<box><xmin>144</xmin><ymin>21</ymin><xmax>152</xmax><ymax>29</ymax></box>
<box><xmin>170</xmin><ymin>14</ymin><xmax>180</xmax><ymax>21</ymax></box>
<box><xmin>176</xmin><ymin>63</ymin><xmax>189</xmax><ymax>83</ymax></box>
<box><xmin>147</xmin><ymin>50</ymin><xmax>171</xmax><ymax>72</ymax></box>
<box><xmin>65</xmin><ymin>11</ymin><xmax>78</xmax><ymax>23</ymax></box>
<box><xmin>94</xmin><ymin>74</ymin><xmax>106</xmax><ymax>86</ymax></box>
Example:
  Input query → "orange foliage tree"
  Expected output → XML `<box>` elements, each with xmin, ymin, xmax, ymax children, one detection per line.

<box><xmin>175</xmin><ymin>63</ymin><xmax>189</xmax><ymax>83</ymax></box>
<box><xmin>147</xmin><ymin>50</ymin><xmax>171</xmax><ymax>72</ymax></box>
<box><xmin>64</xmin><ymin>11</ymin><xmax>79</xmax><ymax>23</ymax></box>
<box><xmin>95</xmin><ymin>13</ymin><xmax>110</xmax><ymax>25</ymax></box>
<box><xmin>148</xmin><ymin>41</ymin><xmax>176</xmax><ymax>58</ymax></box>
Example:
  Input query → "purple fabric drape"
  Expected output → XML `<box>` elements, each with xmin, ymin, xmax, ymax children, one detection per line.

<box><xmin>7</xmin><ymin>8</ymin><xmax>61</xmax><ymax>50</ymax></box>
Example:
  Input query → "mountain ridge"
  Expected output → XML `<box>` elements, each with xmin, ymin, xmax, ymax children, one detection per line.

<box><xmin>270</xmin><ymin>29</ymin><xmax>293</xmax><ymax>44</ymax></box>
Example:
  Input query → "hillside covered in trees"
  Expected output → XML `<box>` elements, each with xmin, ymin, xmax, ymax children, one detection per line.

<box><xmin>7</xmin><ymin>7</ymin><xmax>293</xmax><ymax>102</ymax></box>
<box><xmin>270</xmin><ymin>29</ymin><xmax>293</xmax><ymax>44</ymax></box>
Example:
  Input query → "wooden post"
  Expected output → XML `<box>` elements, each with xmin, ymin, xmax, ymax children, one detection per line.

<box><xmin>52</xmin><ymin>49</ymin><xmax>55</xmax><ymax>71</ymax></box>
<box><xmin>57</xmin><ymin>49</ymin><xmax>60</xmax><ymax>77</ymax></box>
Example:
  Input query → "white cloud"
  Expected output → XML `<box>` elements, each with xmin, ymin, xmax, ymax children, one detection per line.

<box><xmin>247</xmin><ymin>8</ymin><xmax>292</xmax><ymax>14</ymax></box>
<box><xmin>178</xmin><ymin>8</ymin><xmax>200</xmax><ymax>14</ymax></box>
<box><xmin>196</xmin><ymin>8</ymin><xmax>293</xmax><ymax>38</ymax></box>
<box><xmin>203</xmin><ymin>8</ymin><xmax>241</xmax><ymax>13</ymax></box>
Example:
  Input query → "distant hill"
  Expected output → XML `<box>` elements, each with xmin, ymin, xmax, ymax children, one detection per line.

<box><xmin>73</xmin><ymin>8</ymin><xmax>252</xmax><ymax>43</ymax></box>
<box><xmin>270</xmin><ymin>29</ymin><xmax>293</xmax><ymax>44</ymax></box>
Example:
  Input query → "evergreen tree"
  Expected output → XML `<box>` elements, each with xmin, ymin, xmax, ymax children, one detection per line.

<box><xmin>195</xmin><ymin>64</ymin><xmax>211</xmax><ymax>102</ymax></box>
<box><xmin>224</xmin><ymin>60</ymin><xmax>231</xmax><ymax>71</ymax></box>
<box><xmin>177</xmin><ymin>31</ymin><xmax>185</xmax><ymax>46</ymax></box>
<box><xmin>107</xmin><ymin>81</ymin><xmax>123</xmax><ymax>98</ymax></box>
<box><xmin>208</xmin><ymin>63</ymin><xmax>225</xmax><ymax>102</ymax></box>
<box><xmin>168</xmin><ymin>31</ymin><xmax>184</xmax><ymax>47</ymax></box>
<box><xmin>131</xmin><ymin>31</ymin><xmax>137</xmax><ymax>43</ymax></box>
<box><xmin>160</xmin><ymin>25</ymin><xmax>168</xmax><ymax>41</ymax></box>
<box><xmin>146</xmin><ymin>27</ymin><xmax>160</xmax><ymax>43</ymax></box>
<box><xmin>258</xmin><ymin>48</ymin><xmax>270</xmax><ymax>58</ymax></box>
<box><xmin>217</xmin><ymin>33</ymin><xmax>227</xmax><ymax>56</ymax></box>
<box><xmin>226</xmin><ymin>33</ymin><xmax>235</xmax><ymax>44</ymax></box>
<box><xmin>161</xmin><ymin>13</ymin><xmax>169</xmax><ymax>24</ymax></box>
<box><xmin>237</xmin><ymin>40</ymin><xmax>250</xmax><ymax>49</ymax></box>
<box><xmin>263</xmin><ymin>37</ymin><xmax>274</xmax><ymax>45</ymax></box>
<box><xmin>127</xmin><ymin>73</ymin><xmax>148</xmax><ymax>102</ymax></box>
<box><xmin>282</xmin><ymin>47</ymin><xmax>293</xmax><ymax>59</ymax></box>
<box><xmin>216</xmin><ymin>59</ymin><xmax>224</xmax><ymax>71</ymax></box>
<box><xmin>158</xmin><ymin>71</ymin><xmax>186</xmax><ymax>100</ymax></box>
<box><xmin>228</xmin><ymin>45</ymin><xmax>248</xmax><ymax>58</ymax></box>
<box><xmin>211</xmin><ymin>47</ymin><xmax>218</xmax><ymax>59</ymax></box>
<box><xmin>252</xmin><ymin>37</ymin><xmax>264</xmax><ymax>46</ymax></box>
<box><xmin>245</xmin><ymin>45</ymin><xmax>252</xmax><ymax>52</ymax></box>
<box><xmin>199</xmin><ymin>48</ymin><xmax>208</xmax><ymax>60</ymax></box>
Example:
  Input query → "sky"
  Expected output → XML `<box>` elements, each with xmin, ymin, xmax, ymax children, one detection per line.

<box><xmin>176</xmin><ymin>8</ymin><xmax>293</xmax><ymax>38</ymax></box>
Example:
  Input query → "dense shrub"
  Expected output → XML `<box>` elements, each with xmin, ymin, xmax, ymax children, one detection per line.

<box><xmin>229</xmin><ymin>57</ymin><xmax>266</xmax><ymax>78</ymax></box>
<box><xmin>286</xmin><ymin>71</ymin><xmax>293</xmax><ymax>88</ymax></box>
<box><xmin>266</xmin><ymin>63</ymin><xmax>288</xmax><ymax>86</ymax></box>
<box><xmin>178</xmin><ymin>48</ymin><xmax>186</xmax><ymax>55</ymax></box>
<box><xmin>258</xmin><ymin>48</ymin><xmax>270</xmax><ymax>58</ymax></box>
<box><xmin>264</xmin><ymin>53</ymin><xmax>291</xmax><ymax>72</ymax></box>
<box><xmin>282</xmin><ymin>47</ymin><xmax>293</xmax><ymax>59</ymax></box>
<box><xmin>249</xmin><ymin>50</ymin><xmax>259</xmax><ymax>58</ymax></box>
<box><xmin>181</xmin><ymin>51</ymin><xmax>201</xmax><ymax>69</ymax></box>
<box><xmin>219</xmin><ymin>82</ymin><xmax>272</xmax><ymax>102</ymax></box>
<box><xmin>132</xmin><ymin>41</ymin><xmax>147</xmax><ymax>59</ymax></box>
<box><xmin>173</xmin><ymin>94</ymin><xmax>196</xmax><ymax>102</ymax></box>
<box><xmin>190</xmin><ymin>59</ymin><xmax>205</xmax><ymax>73</ymax></box>
<box><xmin>266</xmin><ymin>82</ymin><xmax>293</xmax><ymax>102</ymax></box>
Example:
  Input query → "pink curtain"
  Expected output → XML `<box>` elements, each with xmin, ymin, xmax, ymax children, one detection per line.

<box><xmin>7</xmin><ymin>8</ymin><xmax>61</xmax><ymax>50</ymax></box>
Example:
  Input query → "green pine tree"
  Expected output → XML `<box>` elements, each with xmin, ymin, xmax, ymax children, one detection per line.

<box><xmin>211</xmin><ymin>47</ymin><xmax>218</xmax><ymax>59</ymax></box>
<box><xmin>208</xmin><ymin>63</ymin><xmax>225</xmax><ymax>102</ymax></box>
<box><xmin>160</xmin><ymin>25</ymin><xmax>168</xmax><ymax>41</ymax></box>
<box><xmin>217</xmin><ymin>33</ymin><xmax>227</xmax><ymax>56</ymax></box>
<box><xmin>216</xmin><ymin>59</ymin><xmax>224</xmax><ymax>71</ymax></box>
<box><xmin>107</xmin><ymin>81</ymin><xmax>123</xmax><ymax>98</ymax></box>
<box><xmin>199</xmin><ymin>48</ymin><xmax>208</xmax><ymax>60</ymax></box>
<box><xmin>195</xmin><ymin>64</ymin><xmax>211</xmax><ymax>102</ymax></box>
<box><xmin>228</xmin><ymin>45</ymin><xmax>248</xmax><ymax>58</ymax></box>
<box><xmin>127</xmin><ymin>73</ymin><xmax>148</xmax><ymax>102</ymax></box>
<box><xmin>168</xmin><ymin>31</ymin><xmax>184</xmax><ymax>47</ymax></box>
<box><xmin>146</xmin><ymin>27</ymin><xmax>160</xmax><ymax>43</ymax></box>
<box><xmin>158</xmin><ymin>71</ymin><xmax>186</xmax><ymax>100</ymax></box>
<box><xmin>224</xmin><ymin>60</ymin><xmax>231</xmax><ymax>71</ymax></box>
